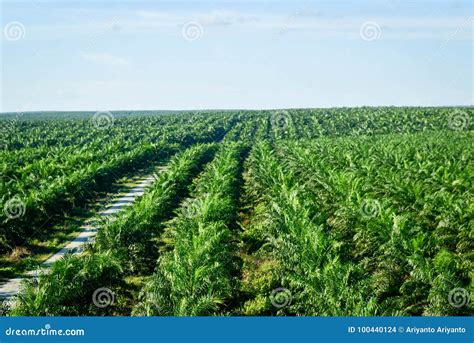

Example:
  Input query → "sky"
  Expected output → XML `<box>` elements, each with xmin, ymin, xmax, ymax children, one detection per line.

<box><xmin>0</xmin><ymin>0</ymin><xmax>472</xmax><ymax>112</ymax></box>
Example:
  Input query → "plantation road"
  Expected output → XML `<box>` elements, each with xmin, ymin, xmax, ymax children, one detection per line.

<box><xmin>0</xmin><ymin>174</ymin><xmax>159</xmax><ymax>300</ymax></box>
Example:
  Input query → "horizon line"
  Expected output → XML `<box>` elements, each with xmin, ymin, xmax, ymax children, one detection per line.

<box><xmin>1</xmin><ymin>104</ymin><xmax>473</xmax><ymax>115</ymax></box>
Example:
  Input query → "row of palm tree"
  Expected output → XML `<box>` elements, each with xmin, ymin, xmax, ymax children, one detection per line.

<box><xmin>289</xmin><ymin>107</ymin><xmax>473</xmax><ymax>139</ymax></box>
<box><xmin>133</xmin><ymin>143</ymin><xmax>247</xmax><ymax>316</ymax></box>
<box><xmin>1</xmin><ymin>115</ymin><xmax>235</xmax><ymax>253</ymax></box>
<box><xmin>3</xmin><ymin>108</ymin><xmax>472</xmax><ymax>316</ymax></box>
<box><xmin>94</xmin><ymin>144</ymin><xmax>217</xmax><ymax>274</ymax></box>
<box><xmin>277</xmin><ymin>131</ymin><xmax>472</xmax><ymax>315</ymax></box>
<box><xmin>239</xmin><ymin>141</ymin><xmax>377</xmax><ymax>316</ymax></box>
<box><xmin>8</xmin><ymin>144</ymin><xmax>218</xmax><ymax>315</ymax></box>
<box><xmin>0</xmin><ymin>142</ymin><xmax>175</xmax><ymax>253</ymax></box>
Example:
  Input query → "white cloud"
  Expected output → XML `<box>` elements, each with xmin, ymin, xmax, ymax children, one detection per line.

<box><xmin>15</xmin><ymin>6</ymin><xmax>472</xmax><ymax>42</ymax></box>
<box><xmin>197</xmin><ymin>10</ymin><xmax>259</xmax><ymax>26</ymax></box>
<box><xmin>132</xmin><ymin>9</ymin><xmax>258</xmax><ymax>28</ymax></box>
<box><xmin>125</xmin><ymin>11</ymin><xmax>472</xmax><ymax>40</ymax></box>
<box><xmin>81</xmin><ymin>53</ymin><xmax>130</xmax><ymax>67</ymax></box>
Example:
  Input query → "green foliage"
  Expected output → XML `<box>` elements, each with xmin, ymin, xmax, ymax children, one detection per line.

<box><xmin>240</xmin><ymin>141</ymin><xmax>378</xmax><ymax>316</ymax></box>
<box><xmin>9</xmin><ymin>252</ymin><xmax>123</xmax><ymax>316</ymax></box>
<box><xmin>94</xmin><ymin>144</ymin><xmax>217</xmax><ymax>274</ymax></box>
<box><xmin>251</xmin><ymin>131</ymin><xmax>472</xmax><ymax>315</ymax></box>
<box><xmin>134</xmin><ymin>143</ymin><xmax>247</xmax><ymax>316</ymax></box>
<box><xmin>0</xmin><ymin>112</ymin><xmax>236</xmax><ymax>252</ymax></box>
<box><xmin>2</xmin><ymin>107</ymin><xmax>472</xmax><ymax>317</ymax></box>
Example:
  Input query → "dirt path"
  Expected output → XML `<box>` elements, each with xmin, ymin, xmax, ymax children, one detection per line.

<box><xmin>0</xmin><ymin>174</ymin><xmax>157</xmax><ymax>299</ymax></box>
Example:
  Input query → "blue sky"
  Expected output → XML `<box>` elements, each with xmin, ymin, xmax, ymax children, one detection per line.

<box><xmin>1</xmin><ymin>0</ymin><xmax>472</xmax><ymax>112</ymax></box>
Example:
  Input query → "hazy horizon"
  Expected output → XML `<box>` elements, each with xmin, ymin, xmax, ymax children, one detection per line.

<box><xmin>1</xmin><ymin>104</ymin><xmax>474</xmax><ymax>115</ymax></box>
<box><xmin>1</xmin><ymin>0</ymin><xmax>472</xmax><ymax>112</ymax></box>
